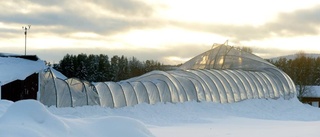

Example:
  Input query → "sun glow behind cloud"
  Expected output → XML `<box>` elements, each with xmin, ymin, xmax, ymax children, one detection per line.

<box><xmin>156</xmin><ymin>0</ymin><xmax>320</xmax><ymax>25</ymax></box>
<box><xmin>115</xmin><ymin>26</ymin><xmax>227</xmax><ymax>49</ymax></box>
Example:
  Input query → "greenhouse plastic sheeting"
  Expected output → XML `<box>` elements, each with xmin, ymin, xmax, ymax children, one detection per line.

<box><xmin>39</xmin><ymin>44</ymin><xmax>297</xmax><ymax>108</ymax></box>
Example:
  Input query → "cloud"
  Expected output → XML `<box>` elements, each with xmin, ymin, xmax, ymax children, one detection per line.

<box><xmin>1</xmin><ymin>1</ymin><xmax>319</xmax><ymax>41</ymax></box>
<box><xmin>172</xmin><ymin>22</ymin><xmax>268</xmax><ymax>41</ymax></box>
<box><xmin>26</xmin><ymin>0</ymin><xmax>155</xmax><ymax>16</ymax></box>
<box><xmin>0</xmin><ymin>0</ymin><xmax>164</xmax><ymax>38</ymax></box>
<box><xmin>90</xmin><ymin>0</ymin><xmax>155</xmax><ymax>17</ymax></box>
<box><xmin>173</xmin><ymin>5</ymin><xmax>320</xmax><ymax>42</ymax></box>
<box><xmin>0</xmin><ymin>28</ymin><xmax>21</xmax><ymax>39</ymax></box>
<box><xmin>267</xmin><ymin>5</ymin><xmax>320</xmax><ymax>36</ymax></box>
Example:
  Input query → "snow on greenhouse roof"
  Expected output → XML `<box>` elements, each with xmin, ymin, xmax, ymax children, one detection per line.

<box><xmin>50</xmin><ymin>67</ymin><xmax>67</xmax><ymax>80</ymax></box>
<box><xmin>179</xmin><ymin>42</ymin><xmax>276</xmax><ymax>70</ymax></box>
<box><xmin>0</xmin><ymin>55</ymin><xmax>46</xmax><ymax>85</ymax></box>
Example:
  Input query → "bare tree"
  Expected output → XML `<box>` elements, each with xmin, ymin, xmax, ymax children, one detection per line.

<box><xmin>272</xmin><ymin>51</ymin><xmax>317</xmax><ymax>101</ymax></box>
<box><xmin>294</xmin><ymin>51</ymin><xmax>313</xmax><ymax>100</ymax></box>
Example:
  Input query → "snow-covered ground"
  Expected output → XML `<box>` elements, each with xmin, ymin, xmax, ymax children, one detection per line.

<box><xmin>0</xmin><ymin>98</ymin><xmax>320</xmax><ymax>137</ymax></box>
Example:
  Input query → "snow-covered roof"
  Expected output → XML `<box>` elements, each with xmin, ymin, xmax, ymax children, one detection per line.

<box><xmin>301</xmin><ymin>86</ymin><xmax>320</xmax><ymax>98</ymax></box>
<box><xmin>50</xmin><ymin>67</ymin><xmax>67</xmax><ymax>80</ymax></box>
<box><xmin>0</xmin><ymin>55</ymin><xmax>47</xmax><ymax>85</ymax></box>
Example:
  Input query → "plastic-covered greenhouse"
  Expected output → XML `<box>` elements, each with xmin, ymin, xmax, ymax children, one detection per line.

<box><xmin>40</xmin><ymin>43</ymin><xmax>296</xmax><ymax>107</ymax></box>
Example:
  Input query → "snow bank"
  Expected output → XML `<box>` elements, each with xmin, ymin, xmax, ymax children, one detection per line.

<box><xmin>0</xmin><ymin>100</ymin><xmax>13</xmax><ymax>117</ymax></box>
<box><xmin>0</xmin><ymin>100</ymin><xmax>154</xmax><ymax>137</ymax></box>
<box><xmin>48</xmin><ymin>98</ymin><xmax>320</xmax><ymax>125</ymax></box>
<box><xmin>0</xmin><ymin>100</ymin><xmax>68</xmax><ymax>137</ymax></box>
<box><xmin>1</xmin><ymin>98</ymin><xmax>320</xmax><ymax>137</ymax></box>
<box><xmin>65</xmin><ymin>116</ymin><xmax>153</xmax><ymax>137</ymax></box>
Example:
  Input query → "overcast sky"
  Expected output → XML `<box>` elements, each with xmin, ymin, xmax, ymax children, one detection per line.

<box><xmin>1</xmin><ymin>0</ymin><xmax>320</xmax><ymax>64</ymax></box>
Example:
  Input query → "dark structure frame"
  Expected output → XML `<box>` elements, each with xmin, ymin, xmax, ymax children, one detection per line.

<box><xmin>301</xmin><ymin>97</ymin><xmax>320</xmax><ymax>107</ymax></box>
<box><xmin>1</xmin><ymin>73</ymin><xmax>39</xmax><ymax>102</ymax></box>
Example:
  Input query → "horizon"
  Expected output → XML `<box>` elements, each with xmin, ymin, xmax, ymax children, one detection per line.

<box><xmin>4</xmin><ymin>46</ymin><xmax>320</xmax><ymax>65</ymax></box>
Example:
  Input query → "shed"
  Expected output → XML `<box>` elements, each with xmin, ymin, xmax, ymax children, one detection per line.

<box><xmin>0</xmin><ymin>54</ymin><xmax>46</xmax><ymax>101</ymax></box>
<box><xmin>300</xmin><ymin>86</ymin><xmax>320</xmax><ymax>107</ymax></box>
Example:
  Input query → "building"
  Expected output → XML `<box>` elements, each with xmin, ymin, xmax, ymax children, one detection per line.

<box><xmin>0</xmin><ymin>54</ymin><xmax>46</xmax><ymax>101</ymax></box>
<box><xmin>300</xmin><ymin>86</ymin><xmax>320</xmax><ymax>107</ymax></box>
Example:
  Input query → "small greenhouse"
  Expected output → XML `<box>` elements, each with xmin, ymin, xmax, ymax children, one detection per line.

<box><xmin>40</xmin><ymin>43</ymin><xmax>296</xmax><ymax>107</ymax></box>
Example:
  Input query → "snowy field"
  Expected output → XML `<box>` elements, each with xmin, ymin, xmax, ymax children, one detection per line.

<box><xmin>0</xmin><ymin>98</ymin><xmax>320</xmax><ymax>137</ymax></box>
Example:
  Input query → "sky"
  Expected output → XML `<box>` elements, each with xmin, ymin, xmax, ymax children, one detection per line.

<box><xmin>1</xmin><ymin>0</ymin><xmax>320</xmax><ymax>65</ymax></box>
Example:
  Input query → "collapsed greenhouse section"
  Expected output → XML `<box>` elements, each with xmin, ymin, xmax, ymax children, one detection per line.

<box><xmin>40</xmin><ymin>43</ymin><xmax>296</xmax><ymax>107</ymax></box>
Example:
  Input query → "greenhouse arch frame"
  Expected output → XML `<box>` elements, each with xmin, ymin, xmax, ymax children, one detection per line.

<box><xmin>40</xmin><ymin>43</ymin><xmax>296</xmax><ymax>108</ymax></box>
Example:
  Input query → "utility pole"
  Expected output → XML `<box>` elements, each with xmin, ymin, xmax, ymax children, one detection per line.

<box><xmin>22</xmin><ymin>25</ymin><xmax>31</xmax><ymax>55</ymax></box>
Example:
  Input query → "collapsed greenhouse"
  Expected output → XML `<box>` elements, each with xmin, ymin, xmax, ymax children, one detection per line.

<box><xmin>39</xmin><ymin>43</ymin><xmax>296</xmax><ymax>108</ymax></box>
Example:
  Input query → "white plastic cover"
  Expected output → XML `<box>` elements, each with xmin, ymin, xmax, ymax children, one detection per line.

<box><xmin>39</xmin><ymin>43</ymin><xmax>297</xmax><ymax>108</ymax></box>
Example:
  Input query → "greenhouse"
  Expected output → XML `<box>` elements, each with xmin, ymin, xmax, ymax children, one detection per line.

<box><xmin>39</xmin><ymin>43</ymin><xmax>296</xmax><ymax>107</ymax></box>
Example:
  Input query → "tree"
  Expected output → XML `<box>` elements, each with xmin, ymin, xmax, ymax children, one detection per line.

<box><xmin>54</xmin><ymin>54</ymin><xmax>165</xmax><ymax>82</ymax></box>
<box><xmin>315</xmin><ymin>57</ymin><xmax>320</xmax><ymax>85</ymax></box>
<box><xmin>294</xmin><ymin>52</ymin><xmax>311</xmax><ymax>99</ymax></box>
<box><xmin>118</xmin><ymin>55</ymin><xmax>129</xmax><ymax>81</ymax></box>
<box><xmin>128</xmin><ymin>56</ymin><xmax>144</xmax><ymax>78</ymax></box>
<box><xmin>75</xmin><ymin>53</ymin><xmax>88</xmax><ymax>80</ymax></box>
<box><xmin>271</xmin><ymin>51</ymin><xmax>317</xmax><ymax>100</ymax></box>
<box><xmin>87</xmin><ymin>54</ymin><xmax>98</xmax><ymax>81</ymax></box>
<box><xmin>97</xmin><ymin>54</ymin><xmax>111</xmax><ymax>82</ymax></box>
<box><xmin>110</xmin><ymin>55</ymin><xmax>120</xmax><ymax>81</ymax></box>
<box><xmin>145</xmin><ymin>60</ymin><xmax>162</xmax><ymax>73</ymax></box>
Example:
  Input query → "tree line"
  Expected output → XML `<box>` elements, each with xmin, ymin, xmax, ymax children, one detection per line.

<box><xmin>53</xmin><ymin>54</ymin><xmax>165</xmax><ymax>82</ymax></box>
<box><xmin>268</xmin><ymin>52</ymin><xmax>320</xmax><ymax>97</ymax></box>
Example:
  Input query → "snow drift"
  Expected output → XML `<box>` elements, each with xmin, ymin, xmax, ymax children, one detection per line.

<box><xmin>0</xmin><ymin>100</ymin><xmax>154</xmax><ymax>137</ymax></box>
<box><xmin>1</xmin><ymin>98</ymin><xmax>320</xmax><ymax>137</ymax></box>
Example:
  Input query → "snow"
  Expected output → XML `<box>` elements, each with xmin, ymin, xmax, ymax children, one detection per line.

<box><xmin>0</xmin><ymin>57</ymin><xmax>46</xmax><ymax>85</ymax></box>
<box><xmin>0</xmin><ymin>98</ymin><xmax>320</xmax><ymax>137</ymax></box>
<box><xmin>49</xmin><ymin>67</ymin><xmax>67</xmax><ymax>80</ymax></box>
<box><xmin>302</xmin><ymin>86</ymin><xmax>320</xmax><ymax>97</ymax></box>
<box><xmin>0</xmin><ymin>100</ymin><xmax>153</xmax><ymax>137</ymax></box>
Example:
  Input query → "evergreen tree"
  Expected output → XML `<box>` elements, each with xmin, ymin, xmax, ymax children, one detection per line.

<box><xmin>128</xmin><ymin>56</ymin><xmax>144</xmax><ymax>78</ymax></box>
<box><xmin>110</xmin><ymin>55</ymin><xmax>120</xmax><ymax>81</ymax></box>
<box><xmin>75</xmin><ymin>53</ymin><xmax>88</xmax><ymax>80</ymax></box>
<box><xmin>97</xmin><ymin>54</ymin><xmax>110</xmax><ymax>82</ymax></box>
<box><xmin>87</xmin><ymin>54</ymin><xmax>98</xmax><ymax>81</ymax></box>
<box><xmin>118</xmin><ymin>55</ymin><xmax>129</xmax><ymax>81</ymax></box>
<box><xmin>54</xmin><ymin>54</ymin><xmax>165</xmax><ymax>82</ymax></box>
